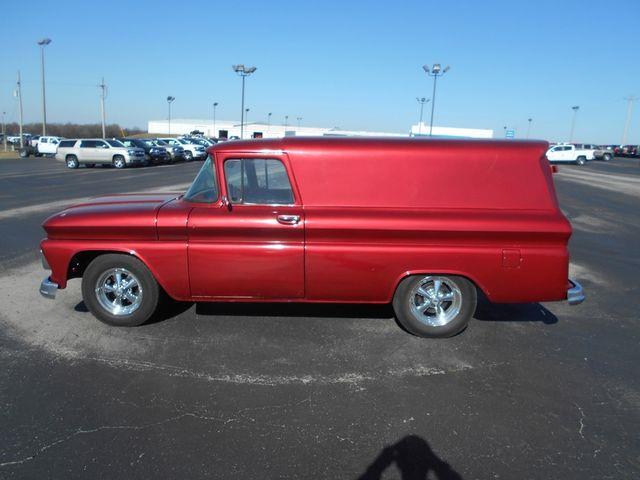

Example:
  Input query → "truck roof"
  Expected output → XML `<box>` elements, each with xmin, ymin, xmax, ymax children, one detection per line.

<box><xmin>211</xmin><ymin>136</ymin><xmax>549</xmax><ymax>154</ymax></box>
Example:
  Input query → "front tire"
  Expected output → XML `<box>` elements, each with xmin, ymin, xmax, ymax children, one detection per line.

<box><xmin>82</xmin><ymin>254</ymin><xmax>159</xmax><ymax>327</ymax></box>
<box><xmin>184</xmin><ymin>151</ymin><xmax>193</xmax><ymax>162</ymax></box>
<box><xmin>602</xmin><ymin>153</ymin><xmax>612</xmax><ymax>162</ymax></box>
<box><xmin>392</xmin><ymin>275</ymin><xmax>477</xmax><ymax>338</ymax></box>
<box><xmin>66</xmin><ymin>155</ymin><xmax>79</xmax><ymax>169</ymax></box>
<box><xmin>113</xmin><ymin>155</ymin><xmax>126</xmax><ymax>169</ymax></box>
<box><xmin>576</xmin><ymin>156</ymin><xmax>586</xmax><ymax>166</ymax></box>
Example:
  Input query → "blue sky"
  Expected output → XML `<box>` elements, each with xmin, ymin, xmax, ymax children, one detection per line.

<box><xmin>0</xmin><ymin>0</ymin><xmax>638</xmax><ymax>143</ymax></box>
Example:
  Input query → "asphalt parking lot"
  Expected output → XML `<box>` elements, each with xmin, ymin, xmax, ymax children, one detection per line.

<box><xmin>1</xmin><ymin>156</ymin><xmax>638</xmax><ymax>478</ymax></box>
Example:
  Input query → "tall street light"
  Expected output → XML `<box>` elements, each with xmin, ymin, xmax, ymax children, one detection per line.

<box><xmin>37</xmin><ymin>38</ymin><xmax>52</xmax><ymax>135</ymax></box>
<box><xmin>422</xmin><ymin>63</ymin><xmax>450</xmax><ymax>136</ymax></box>
<box><xmin>296</xmin><ymin>117</ymin><xmax>302</xmax><ymax>128</ymax></box>
<box><xmin>167</xmin><ymin>96</ymin><xmax>175</xmax><ymax>134</ymax></box>
<box><xmin>284</xmin><ymin>115</ymin><xmax>289</xmax><ymax>128</ymax></box>
<box><xmin>232</xmin><ymin>64</ymin><xmax>257</xmax><ymax>139</ymax></box>
<box><xmin>569</xmin><ymin>105</ymin><xmax>579</xmax><ymax>143</ymax></box>
<box><xmin>526</xmin><ymin>118</ymin><xmax>533</xmax><ymax>139</ymax></box>
<box><xmin>416</xmin><ymin>97</ymin><xmax>430</xmax><ymax>135</ymax></box>
<box><xmin>267</xmin><ymin>112</ymin><xmax>272</xmax><ymax>130</ymax></box>
<box><xmin>245</xmin><ymin>108</ymin><xmax>250</xmax><ymax>127</ymax></box>
<box><xmin>213</xmin><ymin>102</ymin><xmax>218</xmax><ymax>137</ymax></box>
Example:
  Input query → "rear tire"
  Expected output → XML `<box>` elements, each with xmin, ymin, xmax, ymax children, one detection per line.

<box><xmin>66</xmin><ymin>155</ymin><xmax>79</xmax><ymax>169</ymax></box>
<box><xmin>82</xmin><ymin>254</ymin><xmax>159</xmax><ymax>327</ymax></box>
<box><xmin>392</xmin><ymin>275</ymin><xmax>477</xmax><ymax>338</ymax></box>
<box><xmin>602</xmin><ymin>153</ymin><xmax>612</xmax><ymax>162</ymax></box>
<box><xmin>576</xmin><ymin>156</ymin><xmax>586</xmax><ymax>166</ymax></box>
<box><xmin>113</xmin><ymin>155</ymin><xmax>126</xmax><ymax>169</ymax></box>
<box><xmin>184</xmin><ymin>151</ymin><xmax>193</xmax><ymax>162</ymax></box>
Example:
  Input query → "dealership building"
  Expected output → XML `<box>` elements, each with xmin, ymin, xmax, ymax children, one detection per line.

<box><xmin>147</xmin><ymin>119</ymin><xmax>493</xmax><ymax>139</ymax></box>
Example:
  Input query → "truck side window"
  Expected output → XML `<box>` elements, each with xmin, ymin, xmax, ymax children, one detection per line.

<box><xmin>224</xmin><ymin>159</ymin><xmax>294</xmax><ymax>205</ymax></box>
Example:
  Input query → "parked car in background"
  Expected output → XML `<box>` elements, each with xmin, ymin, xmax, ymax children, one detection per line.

<box><xmin>157</xmin><ymin>137</ymin><xmax>207</xmax><ymax>161</ymax></box>
<box><xmin>155</xmin><ymin>139</ymin><xmax>185</xmax><ymax>162</ymax></box>
<box><xmin>39</xmin><ymin>137</ymin><xmax>584</xmax><ymax>338</ymax></box>
<box><xmin>546</xmin><ymin>144</ymin><xmax>594</xmax><ymax>165</ymax></box>
<box><xmin>180</xmin><ymin>136</ymin><xmax>215</xmax><ymax>148</ymax></box>
<box><xmin>574</xmin><ymin>144</ymin><xmax>613</xmax><ymax>162</ymax></box>
<box><xmin>118</xmin><ymin>138</ymin><xmax>170</xmax><ymax>165</ymax></box>
<box><xmin>19</xmin><ymin>136</ymin><xmax>62</xmax><ymax>158</ymax></box>
<box><xmin>55</xmin><ymin>139</ymin><xmax>146</xmax><ymax>169</ymax></box>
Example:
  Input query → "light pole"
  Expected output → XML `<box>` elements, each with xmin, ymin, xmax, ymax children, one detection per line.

<box><xmin>622</xmin><ymin>96</ymin><xmax>636</xmax><ymax>145</ymax></box>
<box><xmin>245</xmin><ymin>108</ymin><xmax>250</xmax><ymax>129</ymax></box>
<box><xmin>232</xmin><ymin>64</ymin><xmax>257</xmax><ymax>139</ymax></box>
<box><xmin>422</xmin><ymin>63</ymin><xmax>449</xmax><ymax>136</ymax></box>
<box><xmin>416</xmin><ymin>97</ymin><xmax>430</xmax><ymax>135</ymax></box>
<box><xmin>99</xmin><ymin>78</ymin><xmax>107</xmax><ymax>138</ymax></box>
<box><xmin>167</xmin><ymin>96</ymin><xmax>175</xmax><ymax>134</ymax></box>
<box><xmin>213</xmin><ymin>102</ymin><xmax>218</xmax><ymax>137</ymax></box>
<box><xmin>526</xmin><ymin>118</ymin><xmax>532</xmax><ymax>139</ymax></box>
<box><xmin>296</xmin><ymin>117</ymin><xmax>302</xmax><ymax>128</ymax></box>
<box><xmin>284</xmin><ymin>115</ymin><xmax>289</xmax><ymax>128</ymax></box>
<box><xmin>2</xmin><ymin>111</ymin><xmax>6</xmax><ymax>152</ymax></box>
<box><xmin>569</xmin><ymin>105</ymin><xmax>579</xmax><ymax>143</ymax></box>
<box><xmin>37</xmin><ymin>38</ymin><xmax>52</xmax><ymax>135</ymax></box>
<box><xmin>267</xmin><ymin>112</ymin><xmax>272</xmax><ymax>131</ymax></box>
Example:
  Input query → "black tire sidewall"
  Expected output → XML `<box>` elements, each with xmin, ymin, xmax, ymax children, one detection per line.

<box><xmin>113</xmin><ymin>156</ymin><xmax>126</xmax><ymax>169</ymax></box>
<box><xmin>81</xmin><ymin>254</ymin><xmax>159</xmax><ymax>327</ymax></box>
<box><xmin>393</xmin><ymin>275</ymin><xmax>477</xmax><ymax>338</ymax></box>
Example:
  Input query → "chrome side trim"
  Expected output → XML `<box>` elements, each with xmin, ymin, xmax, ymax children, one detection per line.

<box><xmin>567</xmin><ymin>279</ymin><xmax>585</xmax><ymax>305</ymax></box>
<box><xmin>40</xmin><ymin>277</ymin><xmax>58</xmax><ymax>299</ymax></box>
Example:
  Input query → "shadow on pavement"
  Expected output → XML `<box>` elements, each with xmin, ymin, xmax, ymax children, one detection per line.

<box><xmin>195</xmin><ymin>302</ymin><xmax>394</xmax><ymax>319</ymax></box>
<box><xmin>474</xmin><ymin>294</ymin><xmax>558</xmax><ymax>325</ymax></box>
<box><xmin>356</xmin><ymin>435</ymin><xmax>463</xmax><ymax>480</ymax></box>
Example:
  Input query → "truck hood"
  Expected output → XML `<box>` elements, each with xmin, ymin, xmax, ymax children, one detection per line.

<box><xmin>43</xmin><ymin>193</ymin><xmax>179</xmax><ymax>240</ymax></box>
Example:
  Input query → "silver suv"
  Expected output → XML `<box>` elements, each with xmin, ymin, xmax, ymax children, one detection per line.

<box><xmin>56</xmin><ymin>139</ymin><xmax>146</xmax><ymax>169</ymax></box>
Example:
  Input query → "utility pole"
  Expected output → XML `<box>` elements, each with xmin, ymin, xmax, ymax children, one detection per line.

<box><xmin>167</xmin><ymin>96</ymin><xmax>175</xmax><ymax>134</ymax></box>
<box><xmin>296</xmin><ymin>117</ymin><xmax>302</xmax><ymax>128</ymax></box>
<box><xmin>416</xmin><ymin>97</ymin><xmax>430</xmax><ymax>135</ymax></box>
<box><xmin>569</xmin><ymin>106</ymin><xmax>579</xmax><ymax>143</ymax></box>
<box><xmin>99</xmin><ymin>77</ymin><xmax>107</xmax><ymax>138</ymax></box>
<box><xmin>267</xmin><ymin>112</ymin><xmax>272</xmax><ymax>131</ymax></box>
<box><xmin>622</xmin><ymin>96</ymin><xmax>637</xmax><ymax>145</ymax></box>
<box><xmin>37</xmin><ymin>38</ymin><xmax>52</xmax><ymax>135</ymax></box>
<box><xmin>526</xmin><ymin>118</ymin><xmax>532</xmax><ymax>139</ymax></box>
<box><xmin>2</xmin><ymin>112</ymin><xmax>6</xmax><ymax>152</ymax></box>
<box><xmin>284</xmin><ymin>115</ymin><xmax>289</xmax><ymax>128</ymax></box>
<box><xmin>213</xmin><ymin>102</ymin><xmax>218</xmax><ymax>137</ymax></box>
<box><xmin>16</xmin><ymin>71</ymin><xmax>24</xmax><ymax>146</ymax></box>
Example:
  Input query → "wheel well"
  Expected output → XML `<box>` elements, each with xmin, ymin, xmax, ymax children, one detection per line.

<box><xmin>112</xmin><ymin>154</ymin><xmax>124</xmax><ymax>161</ymax></box>
<box><xmin>393</xmin><ymin>272</ymin><xmax>486</xmax><ymax>300</ymax></box>
<box><xmin>68</xmin><ymin>250</ymin><xmax>135</xmax><ymax>280</ymax></box>
<box><xmin>65</xmin><ymin>154</ymin><xmax>77</xmax><ymax>160</ymax></box>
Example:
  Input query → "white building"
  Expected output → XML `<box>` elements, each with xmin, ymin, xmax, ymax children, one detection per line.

<box><xmin>147</xmin><ymin>118</ymin><xmax>493</xmax><ymax>140</ymax></box>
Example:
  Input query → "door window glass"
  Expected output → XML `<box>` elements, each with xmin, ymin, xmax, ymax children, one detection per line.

<box><xmin>224</xmin><ymin>159</ymin><xmax>294</xmax><ymax>205</ymax></box>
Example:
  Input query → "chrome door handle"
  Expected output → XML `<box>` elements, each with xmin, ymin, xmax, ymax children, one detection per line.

<box><xmin>277</xmin><ymin>214</ymin><xmax>300</xmax><ymax>225</ymax></box>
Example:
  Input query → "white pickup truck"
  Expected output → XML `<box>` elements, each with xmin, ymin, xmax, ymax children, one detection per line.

<box><xmin>19</xmin><ymin>136</ymin><xmax>62</xmax><ymax>158</ymax></box>
<box><xmin>546</xmin><ymin>144</ymin><xmax>594</xmax><ymax>165</ymax></box>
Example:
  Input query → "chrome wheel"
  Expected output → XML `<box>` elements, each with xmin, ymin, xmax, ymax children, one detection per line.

<box><xmin>113</xmin><ymin>157</ymin><xmax>126</xmax><ymax>169</ymax></box>
<box><xmin>408</xmin><ymin>276</ymin><xmax>463</xmax><ymax>327</ymax></box>
<box><xmin>95</xmin><ymin>268</ymin><xmax>143</xmax><ymax>316</ymax></box>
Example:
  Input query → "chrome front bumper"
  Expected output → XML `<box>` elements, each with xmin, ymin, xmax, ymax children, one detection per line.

<box><xmin>40</xmin><ymin>277</ymin><xmax>58</xmax><ymax>299</ymax></box>
<box><xmin>567</xmin><ymin>279</ymin><xmax>585</xmax><ymax>305</ymax></box>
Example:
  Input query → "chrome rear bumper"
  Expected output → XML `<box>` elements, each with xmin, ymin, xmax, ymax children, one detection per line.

<box><xmin>40</xmin><ymin>277</ymin><xmax>58</xmax><ymax>299</ymax></box>
<box><xmin>567</xmin><ymin>279</ymin><xmax>585</xmax><ymax>305</ymax></box>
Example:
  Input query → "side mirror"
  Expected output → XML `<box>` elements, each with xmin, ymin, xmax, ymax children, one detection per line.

<box><xmin>221</xmin><ymin>195</ymin><xmax>232</xmax><ymax>211</ymax></box>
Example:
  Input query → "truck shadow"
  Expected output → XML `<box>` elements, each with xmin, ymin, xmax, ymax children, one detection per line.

<box><xmin>75</xmin><ymin>296</ymin><xmax>557</xmax><ymax>325</ymax></box>
<box><xmin>356</xmin><ymin>434</ymin><xmax>463</xmax><ymax>480</ymax></box>
<box><xmin>474</xmin><ymin>294</ymin><xmax>558</xmax><ymax>325</ymax></box>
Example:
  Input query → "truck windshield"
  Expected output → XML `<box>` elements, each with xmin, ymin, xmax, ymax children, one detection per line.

<box><xmin>107</xmin><ymin>139</ymin><xmax>125</xmax><ymax>147</ymax></box>
<box><xmin>184</xmin><ymin>156</ymin><xmax>218</xmax><ymax>203</ymax></box>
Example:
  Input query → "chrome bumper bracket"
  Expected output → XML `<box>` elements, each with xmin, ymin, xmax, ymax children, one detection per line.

<box><xmin>567</xmin><ymin>279</ymin><xmax>585</xmax><ymax>305</ymax></box>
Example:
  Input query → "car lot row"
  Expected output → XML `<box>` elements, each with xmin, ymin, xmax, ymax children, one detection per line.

<box><xmin>18</xmin><ymin>135</ymin><xmax>219</xmax><ymax>168</ymax></box>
